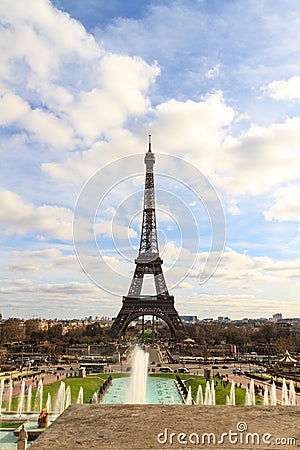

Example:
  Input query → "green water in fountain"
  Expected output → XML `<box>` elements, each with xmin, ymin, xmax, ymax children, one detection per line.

<box><xmin>102</xmin><ymin>376</ymin><xmax>183</xmax><ymax>404</ymax></box>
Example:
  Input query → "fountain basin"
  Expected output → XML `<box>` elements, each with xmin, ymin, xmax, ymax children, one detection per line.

<box><xmin>13</xmin><ymin>421</ymin><xmax>46</xmax><ymax>440</ymax></box>
<box><xmin>102</xmin><ymin>376</ymin><xmax>183</xmax><ymax>404</ymax></box>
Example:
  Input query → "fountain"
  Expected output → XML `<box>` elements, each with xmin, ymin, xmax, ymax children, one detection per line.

<box><xmin>102</xmin><ymin>345</ymin><xmax>183</xmax><ymax>405</ymax></box>
<box><xmin>27</xmin><ymin>384</ymin><xmax>32</xmax><ymax>412</ymax></box>
<box><xmin>249</xmin><ymin>378</ymin><xmax>256</xmax><ymax>406</ymax></box>
<box><xmin>17</xmin><ymin>379</ymin><xmax>26</xmax><ymax>416</ymax></box>
<box><xmin>65</xmin><ymin>385</ymin><xmax>72</xmax><ymax>409</ymax></box>
<box><xmin>245</xmin><ymin>387</ymin><xmax>251</xmax><ymax>405</ymax></box>
<box><xmin>202</xmin><ymin>380</ymin><xmax>216</xmax><ymax>405</ymax></box>
<box><xmin>46</xmin><ymin>393</ymin><xmax>52</xmax><ymax>412</ymax></box>
<box><xmin>204</xmin><ymin>381</ymin><xmax>211</xmax><ymax>405</ymax></box>
<box><xmin>77</xmin><ymin>386</ymin><xmax>84</xmax><ymax>404</ymax></box>
<box><xmin>185</xmin><ymin>386</ymin><xmax>193</xmax><ymax>405</ymax></box>
<box><xmin>34</xmin><ymin>379</ymin><xmax>44</xmax><ymax>412</ymax></box>
<box><xmin>91</xmin><ymin>392</ymin><xmax>98</xmax><ymax>404</ymax></box>
<box><xmin>127</xmin><ymin>346</ymin><xmax>149</xmax><ymax>404</ymax></box>
<box><xmin>289</xmin><ymin>380</ymin><xmax>297</xmax><ymax>406</ymax></box>
<box><xmin>281</xmin><ymin>378</ymin><xmax>289</xmax><ymax>405</ymax></box>
<box><xmin>196</xmin><ymin>385</ymin><xmax>203</xmax><ymax>405</ymax></box>
<box><xmin>8</xmin><ymin>378</ymin><xmax>13</xmax><ymax>411</ymax></box>
<box><xmin>183</xmin><ymin>376</ymin><xmax>297</xmax><ymax>407</ymax></box>
<box><xmin>263</xmin><ymin>386</ymin><xmax>269</xmax><ymax>405</ymax></box>
<box><xmin>210</xmin><ymin>380</ymin><xmax>216</xmax><ymax>405</ymax></box>
<box><xmin>270</xmin><ymin>381</ymin><xmax>277</xmax><ymax>405</ymax></box>
<box><xmin>228</xmin><ymin>380</ymin><xmax>236</xmax><ymax>405</ymax></box>
<box><xmin>54</xmin><ymin>381</ymin><xmax>66</xmax><ymax>414</ymax></box>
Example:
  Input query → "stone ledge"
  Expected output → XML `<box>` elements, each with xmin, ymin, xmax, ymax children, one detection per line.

<box><xmin>29</xmin><ymin>405</ymin><xmax>300</xmax><ymax>449</ymax></box>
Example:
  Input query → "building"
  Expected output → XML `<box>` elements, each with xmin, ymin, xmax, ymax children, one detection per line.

<box><xmin>180</xmin><ymin>316</ymin><xmax>199</xmax><ymax>323</ymax></box>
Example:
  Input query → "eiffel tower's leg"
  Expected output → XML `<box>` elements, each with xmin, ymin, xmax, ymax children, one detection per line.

<box><xmin>127</xmin><ymin>265</ymin><xmax>145</xmax><ymax>297</ymax></box>
<box><xmin>110</xmin><ymin>307</ymin><xmax>128</xmax><ymax>339</ymax></box>
<box><xmin>153</xmin><ymin>264</ymin><xmax>169</xmax><ymax>295</ymax></box>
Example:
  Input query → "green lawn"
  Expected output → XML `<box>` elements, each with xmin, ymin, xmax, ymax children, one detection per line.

<box><xmin>42</xmin><ymin>376</ymin><xmax>103</xmax><ymax>405</ymax></box>
<box><xmin>183</xmin><ymin>377</ymin><xmax>244</xmax><ymax>405</ymax></box>
<box><xmin>183</xmin><ymin>376</ymin><xmax>262</xmax><ymax>405</ymax></box>
<box><xmin>0</xmin><ymin>422</ymin><xmax>23</xmax><ymax>429</ymax></box>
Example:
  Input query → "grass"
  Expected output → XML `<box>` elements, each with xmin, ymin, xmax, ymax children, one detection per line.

<box><xmin>182</xmin><ymin>376</ymin><xmax>262</xmax><ymax>405</ymax></box>
<box><xmin>0</xmin><ymin>422</ymin><xmax>23</xmax><ymax>429</ymax></box>
<box><xmin>42</xmin><ymin>376</ymin><xmax>103</xmax><ymax>404</ymax></box>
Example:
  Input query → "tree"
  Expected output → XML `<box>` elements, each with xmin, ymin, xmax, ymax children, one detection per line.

<box><xmin>25</xmin><ymin>319</ymin><xmax>41</xmax><ymax>340</ymax></box>
<box><xmin>0</xmin><ymin>318</ymin><xmax>25</xmax><ymax>343</ymax></box>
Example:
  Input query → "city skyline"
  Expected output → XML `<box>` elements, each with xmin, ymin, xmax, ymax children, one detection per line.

<box><xmin>0</xmin><ymin>0</ymin><xmax>300</xmax><ymax>319</ymax></box>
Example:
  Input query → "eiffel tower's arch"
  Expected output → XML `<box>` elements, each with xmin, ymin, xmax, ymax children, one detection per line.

<box><xmin>117</xmin><ymin>311</ymin><xmax>177</xmax><ymax>340</ymax></box>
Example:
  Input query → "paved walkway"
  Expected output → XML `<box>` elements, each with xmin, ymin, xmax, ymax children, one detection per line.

<box><xmin>1</xmin><ymin>372</ymin><xmax>67</xmax><ymax>404</ymax></box>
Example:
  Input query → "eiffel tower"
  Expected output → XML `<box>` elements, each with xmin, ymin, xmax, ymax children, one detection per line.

<box><xmin>111</xmin><ymin>136</ymin><xmax>184</xmax><ymax>340</ymax></box>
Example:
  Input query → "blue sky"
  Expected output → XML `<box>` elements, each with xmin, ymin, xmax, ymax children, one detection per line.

<box><xmin>0</xmin><ymin>0</ymin><xmax>300</xmax><ymax>320</ymax></box>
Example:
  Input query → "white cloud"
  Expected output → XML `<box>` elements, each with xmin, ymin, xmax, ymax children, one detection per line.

<box><xmin>0</xmin><ymin>189</ymin><xmax>73</xmax><ymax>240</ymax></box>
<box><xmin>191</xmin><ymin>248</ymin><xmax>300</xmax><ymax>292</ymax></box>
<box><xmin>264</xmin><ymin>76</ymin><xmax>300</xmax><ymax>101</ymax></box>
<box><xmin>43</xmin><ymin>129</ymin><xmax>136</xmax><ymax>182</ymax></box>
<box><xmin>0</xmin><ymin>0</ymin><xmax>100</xmax><ymax>82</ymax></box>
<box><xmin>7</xmin><ymin>253</ymin><xmax>74</xmax><ymax>274</ymax></box>
<box><xmin>264</xmin><ymin>184</ymin><xmax>300</xmax><ymax>222</ymax></box>
<box><xmin>176</xmin><ymin>292</ymin><xmax>300</xmax><ymax>319</ymax></box>
<box><xmin>100</xmin><ymin>53</ymin><xmax>160</xmax><ymax>115</ymax></box>
<box><xmin>0</xmin><ymin>278</ymin><xmax>117</xmax><ymax>318</ymax></box>
<box><xmin>150</xmin><ymin>92</ymin><xmax>235</xmax><ymax>174</ymax></box>
<box><xmin>0</xmin><ymin>92</ymin><xmax>75</xmax><ymax>148</ymax></box>
<box><xmin>177</xmin><ymin>281</ymin><xmax>194</xmax><ymax>289</ymax></box>
<box><xmin>22</xmin><ymin>107</ymin><xmax>75</xmax><ymax>149</ymax></box>
<box><xmin>161</xmin><ymin>241</ymin><xmax>181</xmax><ymax>265</ymax></box>
<box><xmin>96</xmin><ymin>221</ymin><xmax>137</xmax><ymax>240</ymax></box>
<box><xmin>221</xmin><ymin>117</ymin><xmax>300</xmax><ymax>196</ymax></box>
<box><xmin>205</xmin><ymin>64</ymin><xmax>221</xmax><ymax>79</ymax></box>
<box><xmin>0</xmin><ymin>0</ymin><xmax>160</xmax><ymax>150</ymax></box>
<box><xmin>0</xmin><ymin>93</ymin><xmax>29</xmax><ymax>125</ymax></box>
<box><xmin>66</xmin><ymin>54</ymin><xmax>159</xmax><ymax>144</ymax></box>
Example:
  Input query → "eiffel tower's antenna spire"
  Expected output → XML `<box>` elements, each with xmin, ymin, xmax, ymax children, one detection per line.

<box><xmin>148</xmin><ymin>134</ymin><xmax>152</xmax><ymax>152</ymax></box>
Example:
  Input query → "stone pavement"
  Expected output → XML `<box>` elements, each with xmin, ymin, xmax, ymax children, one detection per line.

<box><xmin>30</xmin><ymin>405</ymin><xmax>300</xmax><ymax>449</ymax></box>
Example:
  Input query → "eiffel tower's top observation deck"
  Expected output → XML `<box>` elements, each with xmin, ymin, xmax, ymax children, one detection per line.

<box><xmin>144</xmin><ymin>134</ymin><xmax>155</xmax><ymax>171</ymax></box>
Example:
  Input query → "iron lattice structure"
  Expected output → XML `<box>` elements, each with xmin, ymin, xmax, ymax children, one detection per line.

<box><xmin>111</xmin><ymin>137</ymin><xmax>184</xmax><ymax>340</ymax></box>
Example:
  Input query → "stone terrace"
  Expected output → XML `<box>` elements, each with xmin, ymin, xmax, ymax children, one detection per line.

<box><xmin>30</xmin><ymin>405</ymin><xmax>300</xmax><ymax>449</ymax></box>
